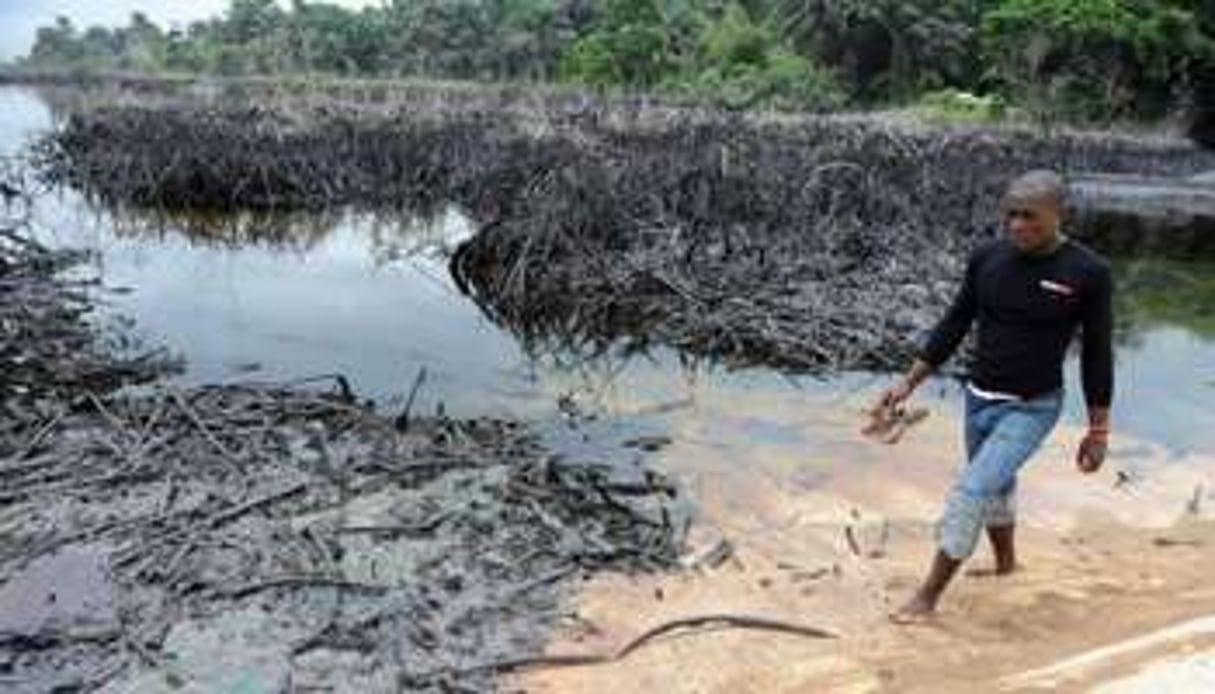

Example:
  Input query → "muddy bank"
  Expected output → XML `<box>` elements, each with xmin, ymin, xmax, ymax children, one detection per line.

<box><xmin>1070</xmin><ymin>173</ymin><xmax>1215</xmax><ymax>255</ymax></box>
<box><xmin>39</xmin><ymin>99</ymin><xmax>1215</xmax><ymax>374</ymax></box>
<box><xmin>0</xmin><ymin>219</ymin><xmax>689</xmax><ymax>692</ymax></box>
<box><xmin>501</xmin><ymin>369</ymin><xmax>1215</xmax><ymax>693</ymax></box>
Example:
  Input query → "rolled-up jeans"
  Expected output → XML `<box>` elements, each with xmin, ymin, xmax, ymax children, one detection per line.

<box><xmin>936</xmin><ymin>387</ymin><xmax>1063</xmax><ymax>560</ymax></box>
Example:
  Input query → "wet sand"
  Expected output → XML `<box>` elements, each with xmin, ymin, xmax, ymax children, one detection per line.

<box><xmin>515</xmin><ymin>382</ymin><xmax>1215</xmax><ymax>693</ymax></box>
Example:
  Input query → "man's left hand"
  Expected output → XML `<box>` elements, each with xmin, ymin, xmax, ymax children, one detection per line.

<box><xmin>1076</xmin><ymin>430</ymin><xmax>1108</xmax><ymax>473</ymax></box>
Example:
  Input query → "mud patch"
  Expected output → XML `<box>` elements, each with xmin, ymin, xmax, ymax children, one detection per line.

<box><xmin>0</xmin><ymin>547</ymin><xmax>117</xmax><ymax>636</ymax></box>
<box><xmin>0</xmin><ymin>216</ymin><xmax>690</xmax><ymax>692</ymax></box>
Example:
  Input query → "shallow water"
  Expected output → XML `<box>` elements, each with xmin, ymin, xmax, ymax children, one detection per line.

<box><xmin>2</xmin><ymin>85</ymin><xmax>1212</xmax><ymax>455</ymax></box>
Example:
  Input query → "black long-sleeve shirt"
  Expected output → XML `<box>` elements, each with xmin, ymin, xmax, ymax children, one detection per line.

<box><xmin>919</xmin><ymin>238</ymin><xmax>1114</xmax><ymax>407</ymax></box>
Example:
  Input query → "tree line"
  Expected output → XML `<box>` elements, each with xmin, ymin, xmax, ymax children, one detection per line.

<box><xmin>16</xmin><ymin>0</ymin><xmax>1215</xmax><ymax>122</ymax></box>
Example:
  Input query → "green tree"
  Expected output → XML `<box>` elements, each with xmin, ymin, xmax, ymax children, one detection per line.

<box><xmin>562</xmin><ymin>0</ymin><xmax>674</xmax><ymax>87</ymax></box>
<box><xmin>776</xmin><ymin>0</ymin><xmax>981</xmax><ymax>101</ymax></box>
<box><xmin>122</xmin><ymin>12</ymin><xmax>168</xmax><ymax>71</ymax></box>
<box><xmin>285</xmin><ymin>2</ymin><xmax>387</xmax><ymax>74</ymax></box>
<box><xmin>78</xmin><ymin>26</ymin><xmax>120</xmax><ymax>69</ymax></box>
<box><xmin>20</xmin><ymin>0</ymin><xmax>1212</xmax><ymax>125</ymax></box>
<box><xmin>222</xmin><ymin>0</ymin><xmax>286</xmax><ymax>45</ymax></box>
<box><xmin>982</xmin><ymin>0</ymin><xmax>1215</xmax><ymax>122</ymax></box>
<box><xmin>492</xmin><ymin>0</ymin><xmax>563</xmax><ymax>80</ymax></box>
<box><xmin>687</xmin><ymin>3</ymin><xmax>842</xmax><ymax>109</ymax></box>
<box><xmin>30</xmin><ymin>16</ymin><xmax>83</xmax><ymax>66</ymax></box>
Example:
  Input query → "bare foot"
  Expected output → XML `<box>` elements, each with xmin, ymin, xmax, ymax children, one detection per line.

<box><xmin>966</xmin><ymin>563</ymin><xmax>1018</xmax><ymax>578</ymax></box>
<box><xmin>889</xmin><ymin>593</ymin><xmax>936</xmax><ymax>625</ymax></box>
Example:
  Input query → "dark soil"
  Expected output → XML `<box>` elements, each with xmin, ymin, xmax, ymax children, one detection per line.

<box><xmin>0</xmin><ymin>216</ymin><xmax>688</xmax><ymax>692</ymax></box>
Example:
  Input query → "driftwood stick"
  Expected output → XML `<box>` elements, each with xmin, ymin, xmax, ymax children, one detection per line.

<box><xmin>427</xmin><ymin>613</ymin><xmax>837</xmax><ymax>677</ymax></box>
<box><xmin>208</xmin><ymin>576</ymin><xmax>393</xmax><ymax>601</ymax></box>
<box><xmin>86</xmin><ymin>391</ymin><xmax>132</xmax><ymax>444</ymax></box>
<box><xmin>168</xmin><ymin>389</ymin><xmax>249</xmax><ymax>496</ymax></box>
<box><xmin>131</xmin><ymin>396</ymin><xmax>169</xmax><ymax>453</ymax></box>
<box><xmin>15</xmin><ymin>408</ymin><xmax>66</xmax><ymax>460</ymax></box>
<box><xmin>394</xmin><ymin>366</ymin><xmax>428</xmax><ymax>432</ymax></box>
<box><xmin>503</xmin><ymin>565</ymin><xmax>577</xmax><ymax>600</ymax></box>
<box><xmin>114</xmin><ymin>483</ymin><xmax>308</xmax><ymax>568</ymax></box>
<box><xmin>169</xmin><ymin>389</ymin><xmax>238</xmax><ymax>460</ymax></box>
<box><xmin>0</xmin><ymin>452</ymin><xmax>61</xmax><ymax>479</ymax></box>
<box><xmin>0</xmin><ymin>627</ymin><xmax>122</xmax><ymax>649</ymax></box>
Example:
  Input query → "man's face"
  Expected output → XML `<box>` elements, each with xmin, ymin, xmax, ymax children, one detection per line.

<box><xmin>1003</xmin><ymin>195</ymin><xmax>1060</xmax><ymax>253</ymax></box>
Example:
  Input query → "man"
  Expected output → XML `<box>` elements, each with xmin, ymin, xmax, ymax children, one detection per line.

<box><xmin>876</xmin><ymin>169</ymin><xmax>1113</xmax><ymax>621</ymax></box>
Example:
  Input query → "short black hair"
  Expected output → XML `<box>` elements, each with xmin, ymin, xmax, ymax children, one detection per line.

<box><xmin>1003</xmin><ymin>170</ymin><xmax>1066</xmax><ymax>210</ymax></box>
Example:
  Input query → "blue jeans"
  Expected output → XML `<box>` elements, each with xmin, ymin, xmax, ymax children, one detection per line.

<box><xmin>936</xmin><ymin>388</ymin><xmax>1063</xmax><ymax>560</ymax></box>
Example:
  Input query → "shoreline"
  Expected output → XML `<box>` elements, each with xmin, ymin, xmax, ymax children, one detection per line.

<box><xmin>0</xmin><ymin>67</ymin><xmax>1202</xmax><ymax>146</ymax></box>
<box><xmin>510</xmin><ymin>382</ymin><xmax>1215</xmax><ymax>692</ymax></box>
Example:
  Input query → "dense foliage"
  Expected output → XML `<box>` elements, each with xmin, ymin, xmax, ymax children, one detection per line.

<box><xmin>981</xmin><ymin>0</ymin><xmax>1215</xmax><ymax>121</ymax></box>
<box><xmin>15</xmin><ymin>0</ymin><xmax>1215</xmax><ymax>119</ymax></box>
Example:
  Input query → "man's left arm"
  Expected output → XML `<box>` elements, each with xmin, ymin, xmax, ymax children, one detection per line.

<box><xmin>1078</xmin><ymin>263</ymin><xmax>1114</xmax><ymax>473</ymax></box>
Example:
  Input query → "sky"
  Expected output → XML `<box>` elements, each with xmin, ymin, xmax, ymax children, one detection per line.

<box><xmin>0</xmin><ymin>1</ymin><xmax>378</xmax><ymax>61</ymax></box>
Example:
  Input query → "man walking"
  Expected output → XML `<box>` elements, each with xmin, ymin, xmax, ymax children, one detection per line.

<box><xmin>876</xmin><ymin>170</ymin><xmax>1114</xmax><ymax>620</ymax></box>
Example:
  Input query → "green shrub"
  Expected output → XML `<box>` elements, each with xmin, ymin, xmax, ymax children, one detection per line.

<box><xmin>981</xmin><ymin>0</ymin><xmax>1215</xmax><ymax>123</ymax></box>
<box><xmin>912</xmin><ymin>88</ymin><xmax>1006</xmax><ymax>123</ymax></box>
<box><xmin>671</xmin><ymin>4</ymin><xmax>844</xmax><ymax>110</ymax></box>
<box><xmin>560</xmin><ymin>0</ymin><xmax>673</xmax><ymax>88</ymax></box>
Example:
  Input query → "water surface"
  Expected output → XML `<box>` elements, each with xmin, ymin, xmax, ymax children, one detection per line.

<box><xmin>2</xmin><ymin>85</ymin><xmax>1211</xmax><ymax>456</ymax></box>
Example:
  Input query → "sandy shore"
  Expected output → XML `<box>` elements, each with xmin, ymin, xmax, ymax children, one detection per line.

<box><xmin>513</xmin><ymin>381</ymin><xmax>1215</xmax><ymax>693</ymax></box>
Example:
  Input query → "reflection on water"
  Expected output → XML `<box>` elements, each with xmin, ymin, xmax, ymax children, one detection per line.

<box><xmin>1086</xmin><ymin>258</ymin><xmax>1215</xmax><ymax>454</ymax></box>
<box><xmin>101</xmin><ymin>205</ymin><xmax>473</xmax><ymax>262</ymax></box>
<box><xmin>1115</xmin><ymin>258</ymin><xmax>1215</xmax><ymax>338</ymax></box>
<box><xmin>56</xmin><ymin>204</ymin><xmax>538</xmax><ymax>418</ymax></box>
<box><xmin>2</xmin><ymin>85</ymin><xmax>1212</xmax><ymax>455</ymax></box>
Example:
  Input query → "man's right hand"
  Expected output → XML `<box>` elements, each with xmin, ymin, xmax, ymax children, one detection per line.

<box><xmin>882</xmin><ymin>360</ymin><xmax>933</xmax><ymax>409</ymax></box>
<box><xmin>863</xmin><ymin>360</ymin><xmax>932</xmax><ymax>434</ymax></box>
<box><xmin>863</xmin><ymin>379</ymin><xmax>914</xmax><ymax>439</ymax></box>
<box><xmin>875</xmin><ymin>381</ymin><xmax>914</xmax><ymax>411</ymax></box>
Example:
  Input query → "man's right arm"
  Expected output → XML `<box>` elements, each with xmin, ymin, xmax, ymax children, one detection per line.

<box><xmin>880</xmin><ymin>246</ymin><xmax>983</xmax><ymax>407</ymax></box>
<box><xmin>918</xmin><ymin>248</ymin><xmax>981</xmax><ymax>369</ymax></box>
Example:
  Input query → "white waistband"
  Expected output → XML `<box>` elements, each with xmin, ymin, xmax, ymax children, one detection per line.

<box><xmin>967</xmin><ymin>382</ymin><xmax>1021</xmax><ymax>401</ymax></box>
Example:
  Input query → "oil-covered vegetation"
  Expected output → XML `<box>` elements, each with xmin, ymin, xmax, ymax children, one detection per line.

<box><xmin>10</xmin><ymin>0</ymin><xmax>1215</xmax><ymax>127</ymax></box>
<box><xmin>40</xmin><ymin>92</ymin><xmax>1215</xmax><ymax>374</ymax></box>
<box><xmin>1</xmin><ymin>185</ymin><xmax>694</xmax><ymax>692</ymax></box>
